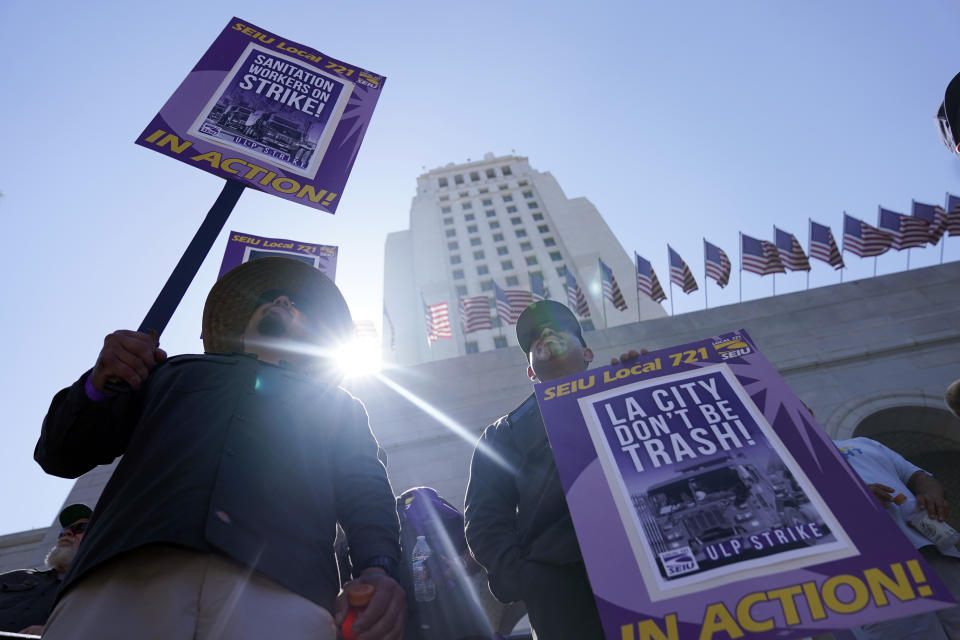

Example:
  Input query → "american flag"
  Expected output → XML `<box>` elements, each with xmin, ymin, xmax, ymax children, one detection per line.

<box><xmin>877</xmin><ymin>207</ymin><xmax>929</xmax><ymax>250</ymax></box>
<box><xmin>808</xmin><ymin>221</ymin><xmax>844</xmax><ymax>269</ymax></box>
<box><xmin>741</xmin><ymin>234</ymin><xmax>786</xmax><ymax>276</ymax></box>
<box><xmin>459</xmin><ymin>295</ymin><xmax>493</xmax><ymax>333</ymax></box>
<box><xmin>703</xmin><ymin>240</ymin><xmax>731</xmax><ymax>287</ymax></box>
<box><xmin>598</xmin><ymin>259</ymin><xmax>627</xmax><ymax>310</ymax></box>
<box><xmin>842</xmin><ymin>213</ymin><xmax>894</xmax><ymax>258</ymax></box>
<box><xmin>773</xmin><ymin>227</ymin><xmax>810</xmax><ymax>271</ymax></box>
<box><xmin>634</xmin><ymin>253</ymin><xmax>666</xmax><ymax>302</ymax></box>
<box><xmin>563</xmin><ymin>269</ymin><xmax>590</xmax><ymax>317</ymax></box>
<box><xmin>494</xmin><ymin>282</ymin><xmax>535</xmax><ymax>324</ymax></box>
<box><xmin>422</xmin><ymin>295</ymin><xmax>452</xmax><ymax>343</ymax></box>
<box><xmin>911</xmin><ymin>201</ymin><xmax>947</xmax><ymax>244</ymax></box>
<box><xmin>530</xmin><ymin>272</ymin><xmax>547</xmax><ymax>301</ymax></box>
<box><xmin>948</xmin><ymin>193</ymin><xmax>960</xmax><ymax>237</ymax></box>
<box><xmin>382</xmin><ymin>305</ymin><xmax>396</xmax><ymax>351</ymax></box>
<box><xmin>667</xmin><ymin>246</ymin><xmax>698</xmax><ymax>293</ymax></box>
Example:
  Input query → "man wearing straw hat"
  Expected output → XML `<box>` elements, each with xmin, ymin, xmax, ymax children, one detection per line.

<box><xmin>35</xmin><ymin>257</ymin><xmax>405</xmax><ymax>640</ymax></box>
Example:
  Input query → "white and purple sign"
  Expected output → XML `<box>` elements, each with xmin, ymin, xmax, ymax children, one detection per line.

<box><xmin>537</xmin><ymin>331</ymin><xmax>954</xmax><ymax>639</ymax></box>
<box><xmin>217</xmin><ymin>231</ymin><xmax>337</xmax><ymax>280</ymax></box>
<box><xmin>137</xmin><ymin>18</ymin><xmax>385</xmax><ymax>213</ymax></box>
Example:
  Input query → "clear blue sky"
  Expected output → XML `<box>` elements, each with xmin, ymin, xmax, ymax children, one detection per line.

<box><xmin>1</xmin><ymin>0</ymin><xmax>958</xmax><ymax>535</ymax></box>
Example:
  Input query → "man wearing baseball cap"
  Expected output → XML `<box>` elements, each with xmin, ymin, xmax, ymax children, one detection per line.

<box><xmin>0</xmin><ymin>504</ymin><xmax>91</xmax><ymax>635</ymax></box>
<box><xmin>36</xmin><ymin>257</ymin><xmax>404</xmax><ymax>640</ymax></box>
<box><xmin>465</xmin><ymin>300</ymin><xmax>626</xmax><ymax>639</ymax></box>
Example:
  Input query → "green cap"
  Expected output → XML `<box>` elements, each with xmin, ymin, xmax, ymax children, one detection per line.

<box><xmin>515</xmin><ymin>300</ymin><xmax>585</xmax><ymax>353</ymax></box>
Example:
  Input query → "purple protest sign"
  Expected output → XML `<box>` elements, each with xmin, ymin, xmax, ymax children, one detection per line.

<box><xmin>536</xmin><ymin>331</ymin><xmax>954</xmax><ymax>639</ymax></box>
<box><xmin>136</xmin><ymin>18</ymin><xmax>385</xmax><ymax>213</ymax></box>
<box><xmin>217</xmin><ymin>231</ymin><xmax>337</xmax><ymax>280</ymax></box>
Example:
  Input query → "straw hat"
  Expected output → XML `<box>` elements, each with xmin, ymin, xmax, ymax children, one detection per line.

<box><xmin>202</xmin><ymin>257</ymin><xmax>353</xmax><ymax>354</ymax></box>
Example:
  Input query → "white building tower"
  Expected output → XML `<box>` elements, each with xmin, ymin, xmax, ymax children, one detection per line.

<box><xmin>383</xmin><ymin>152</ymin><xmax>667</xmax><ymax>365</ymax></box>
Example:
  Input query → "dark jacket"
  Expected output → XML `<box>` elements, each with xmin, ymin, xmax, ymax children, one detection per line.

<box><xmin>463</xmin><ymin>394</ymin><xmax>583</xmax><ymax>603</ymax></box>
<box><xmin>0</xmin><ymin>568</ymin><xmax>59</xmax><ymax>632</ymax></box>
<box><xmin>36</xmin><ymin>353</ymin><xmax>400</xmax><ymax>613</ymax></box>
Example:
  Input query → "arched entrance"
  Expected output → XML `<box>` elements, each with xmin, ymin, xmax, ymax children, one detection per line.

<box><xmin>853</xmin><ymin>406</ymin><xmax>960</xmax><ymax>530</ymax></box>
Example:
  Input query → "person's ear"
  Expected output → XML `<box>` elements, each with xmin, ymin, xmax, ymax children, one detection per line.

<box><xmin>527</xmin><ymin>364</ymin><xmax>539</xmax><ymax>383</ymax></box>
<box><xmin>583</xmin><ymin>347</ymin><xmax>594</xmax><ymax>366</ymax></box>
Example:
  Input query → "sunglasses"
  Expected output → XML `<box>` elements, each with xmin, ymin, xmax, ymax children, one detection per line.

<box><xmin>59</xmin><ymin>521</ymin><xmax>88</xmax><ymax>536</ymax></box>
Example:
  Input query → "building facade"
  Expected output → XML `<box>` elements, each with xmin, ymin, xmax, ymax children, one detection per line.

<box><xmin>383</xmin><ymin>152</ymin><xmax>667</xmax><ymax>366</ymax></box>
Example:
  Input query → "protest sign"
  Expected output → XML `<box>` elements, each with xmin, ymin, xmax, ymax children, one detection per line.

<box><xmin>218</xmin><ymin>231</ymin><xmax>338</xmax><ymax>280</ymax></box>
<box><xmin>136</xmin><ymin>18</ymin><xmax>385</xmax><ymax>213</ymax></box>
<box><xmin>536</xmin><ymin>330</ymin><xmax>954</xmax><ymax>639</ymax></box>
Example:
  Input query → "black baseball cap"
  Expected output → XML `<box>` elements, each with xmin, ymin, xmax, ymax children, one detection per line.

<box><xmin>516</xmin><ymin>300</ymin><xmax>585</xmax><ymax>353</ymax></box>
<box><xmin>58</xmin><ymin>504</ymin><xmax>92</xmax><ymax>527</ymax></box>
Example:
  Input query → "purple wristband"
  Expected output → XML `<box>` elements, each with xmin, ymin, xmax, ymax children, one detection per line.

<box><xmin>84</xmin><ymin>374</ymin><xmax>113</xmax><ymax>403</ymax></box>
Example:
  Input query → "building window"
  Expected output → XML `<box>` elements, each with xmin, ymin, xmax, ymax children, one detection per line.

<box><xmin>486</xmin><ymin>168</ymin><xmax>496</xmax><ymax>179</ymax></box>
<box><xmin>462</xmin><ymin>202</ymin><xmax>473</xmax><ymax>210</ymax></box>
<box><xmin>505</xmin><ymin>275</ymin><xmax>519</xmax><ymax>286</ymax></box>
<box><xmin>525</xmin><ymin>255</ymin><xmax>538</xmax><ymax>266</ymax></box>
<box><xmin>459</xmin><ymin>191</ymin><xmax>469</xmax><ymax>197</ymax></box>
<box><xmin>441</xmin><ymin>206</ymin><xmax>451</xmax><ymax>214</ymax></box>
<box><xmin>486</xmin><ymin>209</ymin><xmax>496</xmax><ymax>218</ymax></box>
<box><xmin>532</xmin><ymin>212</ymin><xmax>544</xmax><ymax>221</ymax></box>
<box><xmin>439</xmin><ymin>195</ymin><xmax>449</xmax><ymax>202</ymax></box>
<box><xmin>467</xmin><ymin>224</ymin><xmax>478</xmax><ymax>233</ymax></box>
<box><xmin>556</xmin><ymin>266</ymin><xmax>567</xmax><ymax>276</ymax></box>
<box><xmin>511</xmin><ymin>217</ymin><xmax>522</xmax><ymax>225</ymax></box>
<box><xmin>443</xmin><ymin>217</ymin><xmax>453</xmax><ymax>225</ymax></box>
<box><xmin>518</xmin><ymin>180</ymin><xmax>528</xmax><ymax>186</ymax></box>
<box><xmin>523</xmin><ymin>190</ymin><xmax>533</xmax><ymax>198</ymax></box>
<box><xmin>489</xmin><ymin>221</ymin><xmax>500</xmax><ymax>230</ymax></box>
<box><xmin>450</xmin><ymin>255</ymin><xmax>461</xmax><ymax>265</ymax></box>
<box><xmin>494</xmin><ymin>336</ymin><xmax>508</xmax><ymax>349</ymax></box>
<box><xmin>515</xmin><ymin>229</ymin><xmax>527</xmax><ymax>238</ymax></box>
<box><xmin>470</xmin><ymin>171</ymin><xmax>480</xmax><ymax>182</ymax></box>
<box><xmin>506</xmin><ymin>205</ymin><xmax>517</xmax><ymax>213</ymax></box>
<box><xmin>520</xmin><ymin>241</ymin><xmax>532</xmax><ymax>251</ymax></box>
<box><xmin>488</xmin><ymin>297</ymin><xmax>497</xmax><ymax>308</ymax></box>
<box><xmin>470</xmin><ymin>237</ymin><xmax>482</xmax><ymax>246</ymax></box>
<box><xmin>447</xmin><ymin>241</ymin><xmax>458</xmax><ymax>250</ymax></box>
<box><xmin>501</xmin><ymin>165</ymin><xmax>512</xmax><ymax>176</ymax></box>
<box><xmin>496</xmin><ymin>245</ymin><xmax>508</xmax><ymax>256</ymax></box>
<box><xmin>501</xmin><ymin>259</ymin><xmax>514</xmax><ymax>270</ymax></box>
<box><xmin>445</xmin><ymin>229</ymin><xmax>456</xmax><ymax>238</ymax></box>
<box><xmin>498</xmin><ymin>184</ymin><xmax>509</xmax><ymax>190</ymax></box>
<box><xmin>543</xmin><ymin>237</ymin><xmax>556</xmax><ymax>247</ymax></box>
<box><xmin>453</xmin><ymin>269</ymin><xmax>464</xmax><ymax>280</ymax></box>
<box><xmin>466</xmin><ymin>341</ymin><xmax>479</xmax><ymax>354</ymax></box>
<box><xmin>456</xmin><ymin>285</ymin><xmax>467</xmax><ymax>296</ymax></box>
<box><xmin>502</xmin><ymin>194</ymin><xmax>513</xmax><ymax>203</ymax></box>
<box><xmin>478</xmin><ymin>187</ymin><xmax>489</xmax><ymax>194</ymax></box>
<box><xmin>439</xmin><ymin>177</ymin><xmax>449</xmax><ymax>188</ymax></box>
<box><xmin>581</xmin><ymin>320</ymin><xmax>595</xmax><ymax>332</ymax></box>
<box><xmin>474</xmin><ymin>250</ymin><xmax>485</xmax><ymax>260</ymax></box>
<box><xmin>454</xmin><ymin>174</ymin><xmax>464</xmax><ymax>185</ymax></box>
<box><xmin>480</xmin><ymin>280</ymin><xmax>494</xmax><ymax>292</ymax></box>
<box><xmin>550</xmin><ymin>251</ymin><xmax>562</xmax><ymax>261</ymax></box>
<box><xmin>477</xmin><ymin>265</ymin><xmax>489</xmax><ymax>275</ymax></box>
<box><xmin>538</xmin><ymin>224</ymin><xmax>549</xmax><ymax>233</ymax></box>
<box><xmin>528</xmin><ymin>201</ymin><xmax>539</xmax><ymax>209</ymax></box>
<box><xmin>465</xmin><ymin>213</ymin><xmax>475</xmax><ymax>221</ymax></box>
<box><xmin>481</xmin><ymin>198</ymin><xmax>492</xmax><ymax>206</ymax></box>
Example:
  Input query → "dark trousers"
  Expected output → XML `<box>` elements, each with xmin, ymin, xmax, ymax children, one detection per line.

<box><xmin>520</xmin><ymin>561</ymin><xmax>604</xmax><ymax>639</ymax></box>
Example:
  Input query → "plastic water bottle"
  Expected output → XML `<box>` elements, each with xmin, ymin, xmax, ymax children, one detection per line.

<box><xmin>412</xmin><ymin>535</ymin><xmax>436</xmax><ymax>602</ymax></box>
<box><xmin>893</xmin><ymin>493</ymin><xmax>960</xmax><ymax>553</ymax></box>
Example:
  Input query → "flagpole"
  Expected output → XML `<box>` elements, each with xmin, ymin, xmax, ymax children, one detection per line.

<box><xmin>942</xmin><ymin>192</ymin><xmax>948</xmax><ymax>264</ymax></box>
<box><xmin>738</xmin><ymin>233</ymin><xmax>743</xmax><ymax>303</ymax></box>
<box><xmin>634</xmin><ymin>252</ymin><xmax>642</xmax><ymax>322</ymax></box>
<box><xmin>703</xmin><ymin>244</ymin><xmax>709</xmax><ymax>310</ymax></box>
<box><xmin>771</xmin><ymin>225</ymin><xmax>776</xmax><ymax>297</ymax></box>
<box><xmin>598</xmin><ymin>259</ymin><xmax>609</xmax><ymax>329</ymax></box>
